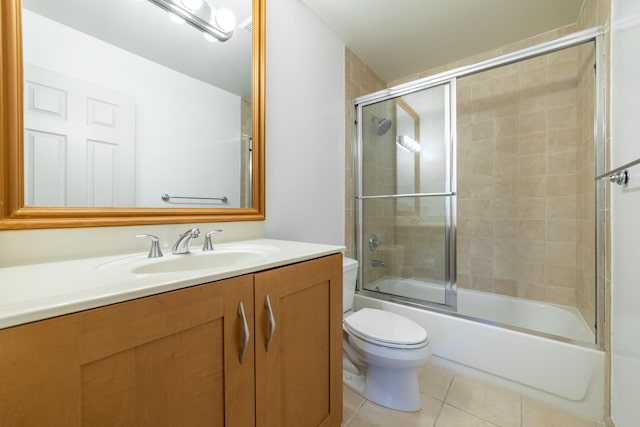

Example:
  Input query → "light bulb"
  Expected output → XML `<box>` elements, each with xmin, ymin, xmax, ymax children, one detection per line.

<box><xmin>204</xmin><ymin>33</ymin><xmax>219</xmax><ymax>43</ymax></box>
<box><xmin>180</xmin><ymin>0</ymin><xmax>202</xmax><ymax>11</ymax></box>
<box><xmin>169</xmin><ymin>12</ymin><xmax>185</xmax><ymax>24</ymax></box>
<box><xmin>215</xmin><ymin>8</ymin><xmax>236</xmax><ymax>33</ymax></box>
<box><xmin>396</xmin><ymin>136</ymin><xmax>421</xmax><ymax>153</ymax></box>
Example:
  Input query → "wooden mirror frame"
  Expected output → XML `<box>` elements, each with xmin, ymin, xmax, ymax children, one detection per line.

<box><xmin>0</xmin><ymin>0</ymin><xmax>265</xmax><ymax>230</ymax></box>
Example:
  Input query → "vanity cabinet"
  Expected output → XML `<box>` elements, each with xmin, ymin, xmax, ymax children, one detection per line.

<box><xmin>255</xmin><ymin>254</ymin><xmax>342</xmax><ymax>427</ymax></box>
<box><xmin>0</xmin><ymin>253</ymin><xmax>342</xmax><ymax>427</ymax></box>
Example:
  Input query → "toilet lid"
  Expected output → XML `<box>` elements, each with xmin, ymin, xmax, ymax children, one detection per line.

<box><xmin>343</xmin><ymin>308</ymin><xmax>428</xmax><ymax>347</ymax></box>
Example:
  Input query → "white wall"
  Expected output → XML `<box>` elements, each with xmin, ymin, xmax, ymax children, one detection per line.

<box><xmin>23</xmin><ymin>10</ymin><xmax>242</xmax><ymax>208</ymax></box>
<box><xmin>264</xmin><ymin>0</ymin><xmax>345</xmax><ymax>246</ymax></box>
<box><xmin>610</xmin><ymin>0</ymin><xmax>640</xmax><ymax>425</ymax></box>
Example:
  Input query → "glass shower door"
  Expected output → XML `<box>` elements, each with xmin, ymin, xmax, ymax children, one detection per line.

<box><xmin>356</xmin><ymin>81</ymin><xmax>456</xmax><ymax>310</ymax></box>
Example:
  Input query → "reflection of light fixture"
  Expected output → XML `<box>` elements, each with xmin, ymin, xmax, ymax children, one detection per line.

<box><xmin>396</xmin><ymin>135</ymin><xmax>421</xmax><ymax>153</ymax></box>
<box><xmin>203</xmin><ymin>6</ymin><xmax>236</xmax><ymax>42</ymax></box>
<box><xmin>214</xmin><ymin>8</ymin><xmax>236</xmax><ymax>32</ymax></box>
<box><xmin>169</xmin><ymin>12</ymin><xmax>185</xmax><ymax>24</ymax></box>
<box><xmin>180</xmin><ymin>0</ymin><xmax>202</xmax><ymax>11</ymax></box>
<box><xmin>148</xmin><ymin>0</ymin><xmax>235</xmax><ymax>42</ymax></box>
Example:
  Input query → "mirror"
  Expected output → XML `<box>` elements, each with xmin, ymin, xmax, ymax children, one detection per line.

<box><xmin>0</xmin><ymin>0</ymin><xmax>265</xmax><ymax>229</ymax></box>
<box><xmin>395</xmin><ymin>99</ymin><xmax>420</xmax><ymax>215</ymax></box>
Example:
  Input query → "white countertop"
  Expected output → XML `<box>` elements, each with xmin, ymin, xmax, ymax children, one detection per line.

<box><xmin>0</xmin><ymin>239</ymin><xmax>344</xmax><ymax>329</ymax></box>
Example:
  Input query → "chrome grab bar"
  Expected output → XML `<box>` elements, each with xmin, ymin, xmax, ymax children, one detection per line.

<box><xmin>161</xmin><ymin>193</ymin><xmax>229</xmax><ymax>204</ymax></box>
<box><xmin>595</xmin><ymin>157</ymin><xmax>640</xmax><ymax>185</ymax></box>
<box><xmin>357</xmin><ymin>191</ymin><xmax>456</xmax><ymax>200</ymax></box>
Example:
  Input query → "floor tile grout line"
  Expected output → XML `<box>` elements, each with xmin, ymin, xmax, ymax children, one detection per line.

<box><xmin>344</xmin><ymin>395</ymin><xmax>367</xmax><ymax>427</ymax></box>
<box><xmin>442</xmin><ymin>370</ymin><xmax>456</xmax><ymax>403</ymax></box>
<box><xmin>442</xmin><ymin>401</ymin><xmax>502</xmax><ymax>427</ymax></box>
<box><xmin>444</xmin><ymin>373</ymin><xmax>509</xmax><ymax>427</ymax></box>
<box><xmin>431</xmin><ymin>399</ymin><xmax>445</xmax><ymax>427</ymax></box>
<box><xmin>431</xmin><ymin>366</ymin><xmax>456</xmax><ymax>426</ymax></box>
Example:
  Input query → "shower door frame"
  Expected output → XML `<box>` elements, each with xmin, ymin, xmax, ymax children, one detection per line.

<box><xmin>355</xmin><ymin>80</ymin><xmax>458</xmax><ymax>311</ymax></box>
<box><xmin>353</xmin><ymin>26</ymin><xmax>606</xmax><ymax>345</ymax></box>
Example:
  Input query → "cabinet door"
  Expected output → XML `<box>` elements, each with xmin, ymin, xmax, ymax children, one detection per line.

<box><xmin>254</xmin><ymin>254</ymin><xmax>343</xmax><ymax>427</ymax></box>
<box><xmin>79</xmin><ymin>275</ymin><xmax>255</xmax><ymax>426</ymax></box>
<box><xmin>0</xmin><ymin>314</ymin><xmax>81</xmax><ymax>426</ymax></box>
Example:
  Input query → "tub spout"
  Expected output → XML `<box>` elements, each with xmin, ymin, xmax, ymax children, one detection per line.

<box><xmin>371</xmin><ymin>259</ymin><xmax>387</xmax><ymax>268</ymax></box>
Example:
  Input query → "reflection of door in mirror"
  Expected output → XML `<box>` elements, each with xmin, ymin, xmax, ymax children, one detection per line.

<box><xmin>21</xmin><ymin>0</ymin><xmax>253</xmax><ymax>209</ymax></box>
<box><xmin>395</xmin><ymin>99</ymin><xmax>420</xmax><ymax>215</ymax></box>
<box><xmin>24</xmin><ymin>64</ymin><xmax>136</xmax><ymax>207</ymax></box>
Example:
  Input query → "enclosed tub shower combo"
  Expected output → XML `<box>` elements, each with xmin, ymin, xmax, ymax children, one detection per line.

<box><xmin>350</xmin><ymin>27</ymin><xmax>607</xmax><ymax>421</ymax></box>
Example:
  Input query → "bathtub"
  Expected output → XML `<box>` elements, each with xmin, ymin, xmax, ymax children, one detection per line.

<box><xmin>356</xmin><ymin>278</ymin><xmax>605</xmax><ymax>422</ymax></box>
<box><xmin>366</xmin><ymin>277</ymin><xmax>595</xmax><ymax>343</ymax></box>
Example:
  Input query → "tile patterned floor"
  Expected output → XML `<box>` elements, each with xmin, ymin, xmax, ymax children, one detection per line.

<box><xmin>342</xmin><ymin>361</ymin><xmax>603</xmax><ymax>427</ymax></box>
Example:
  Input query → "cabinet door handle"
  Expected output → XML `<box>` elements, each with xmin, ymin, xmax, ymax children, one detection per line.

<box><xmin>238</xmin><ymin>301</ymin><xmax>250</xmax><ymax>364</ymax></box>
<box><xmin>264</xmin><ymin>294</ymin><xmax>276</xmax><ymax>352</ymax></box>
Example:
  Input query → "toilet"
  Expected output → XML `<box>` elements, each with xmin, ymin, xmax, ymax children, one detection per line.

<box><xmin>342</xmin><ymin>257</ymin><xmax>431</xmax><ymax>412</ymax></box>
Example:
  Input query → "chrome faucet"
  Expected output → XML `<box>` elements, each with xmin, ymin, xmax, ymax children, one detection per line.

<box><xmin>172</xmin><ymin>227</ymin><xmax>200</xmax><ymax>254</ymax></box>
<box><xmin>371</xmin><ymin>259</ymin><xmax>387</xmax><ymax>268</ymax></box>
<box><xmin>202</xmin><ymin>229</ymin><xmax>223</xmax><ymax>251</ymax></box>
<box><xmin>135</xmin><ymin>234</ymin><xmax>163</xmax><ymax>258</ymax></box>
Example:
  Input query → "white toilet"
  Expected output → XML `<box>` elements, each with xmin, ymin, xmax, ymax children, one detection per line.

<box><xmin>342</xmin><ymin>257</ymin><xmax>431</xmax><ymax>412</ymax></box>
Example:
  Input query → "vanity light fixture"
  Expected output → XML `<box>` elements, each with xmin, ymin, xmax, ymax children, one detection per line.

<box><xmin>396</xmin><ymin>135</ymin><xmax>421</xmax><ymax>153</ymax></box>
<box><xmin>169</xmin><ymin>12</ymin><xmax>186</xmax><ymax>24</ymax></box>
<box><xmin>180</xmin><ymin>0</ymin><xmax>203</xmax><ymax>11</ymax></box>
<box><xmin>147</xmin><ymin>0</ymin><xmax>236</xmax><ymax>42</ymax></box>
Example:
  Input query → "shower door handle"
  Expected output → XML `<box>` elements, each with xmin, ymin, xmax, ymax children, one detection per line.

<box><xmin>237</xmin><ymin>301</ymin><xmax>250</xmax><ymax>364</ymax></box>
<box><xmin>264</xmin><ymin>294</ymin><xmax>276</xmax><ymax>352</ymax></box>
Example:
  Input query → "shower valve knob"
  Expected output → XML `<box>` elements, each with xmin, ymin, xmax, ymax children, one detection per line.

<box><xmin>368</xmin><ymin>234</ymin><xmax>380</xmax><ymax>251</ymax></box>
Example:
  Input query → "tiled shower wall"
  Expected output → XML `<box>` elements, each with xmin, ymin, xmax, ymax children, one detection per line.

<box><xmin>345</xmin><ymin>5</ymin><xmax>608</xmax><ymax>336</ymax></box>
<box><xmin>344</xmin><ymin>49</ymin><xmax>386</xmax><ymax>260</ymax></box>
<box><xmin>377</xmin><ymin>25</ymin><xmax>593</xmax><ymax>312</ymax></box>
<box><xmin>378</xmin><ymin>26</ymin><xmax>598</xmax><ymax>314</ymax></box>
<box><xmin>454</xmin><ymin>45</ymin><xmax>588</xmax><ymax>308</ymax></box>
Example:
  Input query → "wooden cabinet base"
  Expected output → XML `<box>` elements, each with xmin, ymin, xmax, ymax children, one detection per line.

<box><xmin>0</xmin><ymin>254</ymin><xmax>342</xmax><ymax>427</ymax></box>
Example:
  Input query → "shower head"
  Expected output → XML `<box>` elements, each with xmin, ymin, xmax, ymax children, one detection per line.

<box><xmin>371</xmin><ymin>116</ymin><xmax>392</xmax><ymax>136</ymax></box>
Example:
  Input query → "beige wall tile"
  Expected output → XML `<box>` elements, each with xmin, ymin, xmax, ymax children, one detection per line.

<box><xmin>549</xmin><ymin>150</ymin><xmax>578</xmax><ymax>175</ymax></box>
<box><xmin>547</xmin><ymin>219</ymin><xmax>577</xmax><ymax>242</ymax></box>
<box><xmin>518</xmin><ymin>198</ymin><xmax>546</xmax><ymax>219</ymax></box>
<box><xmin>520</xmin><ymin>111</ymin><xmax>548</xmax><ymax>134</ymax></box>
<box><xmin>520</xmin><ymin>154</ymin><xmax>547</xmax><ymax>176</ymax></box>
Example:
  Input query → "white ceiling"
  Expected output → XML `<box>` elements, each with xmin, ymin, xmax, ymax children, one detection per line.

<box><xmin>299</xmin><ymin>0</ymin><xmax>585</xmax><ymax>83</ymax></box>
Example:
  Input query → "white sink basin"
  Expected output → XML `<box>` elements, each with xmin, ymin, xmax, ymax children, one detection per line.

<box><xmin>133</xmin><ymin>250</ymin><xmax>266</xmax><ymax>274</ymax></box>
<box><xmin>98</xmin><ymin>244</ymin><xmax>279</xmax><ymax>275</ymax></box>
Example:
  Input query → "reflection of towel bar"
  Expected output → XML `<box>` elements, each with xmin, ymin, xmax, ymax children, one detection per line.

<box><xmin>595</xmin><ymin>157</ymin><xmax>640</xmax><ymax>185</ymax></box>
<box><xmin>161</xmin><ymin>193</ymin><xmax>228</xmax><ymax>204</ymax></box>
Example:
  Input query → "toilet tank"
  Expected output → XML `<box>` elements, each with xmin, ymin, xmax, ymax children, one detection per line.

<box><xmin>343</xmin><ymin>257</ymin><xmax>359</xmax><ymax>313</ymax></box>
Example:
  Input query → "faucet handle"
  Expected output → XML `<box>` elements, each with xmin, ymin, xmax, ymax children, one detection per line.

<box><xmin>135</xmin><ymin>234</ymin><xmax>163</xmax><ymax>258</ymax></box>
<box><xmin>203</xmin><ymin>229</ymin><xmax>223</xmax><ymax>251</ymax></box>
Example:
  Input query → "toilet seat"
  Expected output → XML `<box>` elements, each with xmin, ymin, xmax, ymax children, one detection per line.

<box><xmin>343</xmin><ymin>308</ymin><xmax>428</xmax><ymax>349</ymax></box>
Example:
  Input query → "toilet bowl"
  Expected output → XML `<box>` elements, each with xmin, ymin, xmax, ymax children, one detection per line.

<box><xmin>342</xmin><ymin>257</ymin><xmax>431</xmax><ymax>412</ymax></box>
